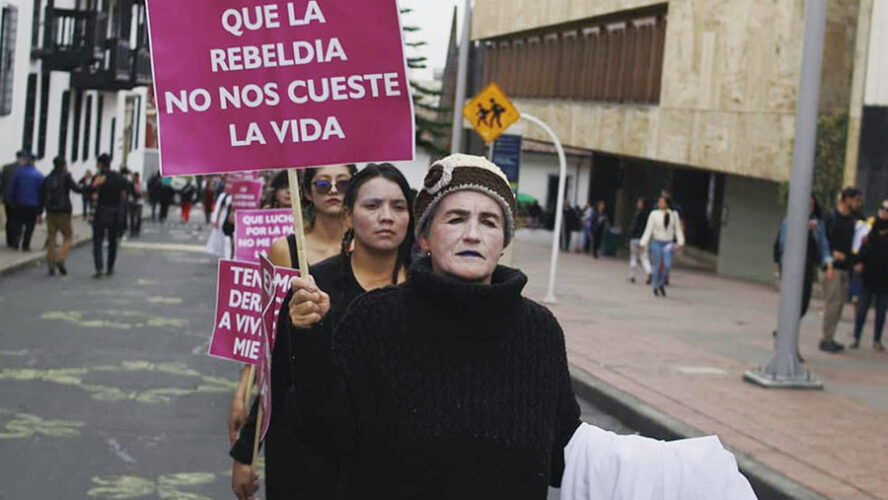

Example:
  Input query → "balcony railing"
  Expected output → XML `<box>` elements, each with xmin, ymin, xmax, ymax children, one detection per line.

<box><xmin>71</xmin><ymin>38</ymin><xmax>134</xmax><ymax>90</ymax></box>
<box><xmin>132</xmin><ymin>46</ymin><xmax>152</xmax><ymax>85</ymax></box>
<box><xmin>38</xmin><ymin>7</ymin><xmax>107</xmax><ymax>71</ymax></box>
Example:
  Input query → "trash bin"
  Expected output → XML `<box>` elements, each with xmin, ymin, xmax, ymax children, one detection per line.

<box><xmin>603</xmin><ymin>227</ymin><xmax>622</xmax><ymax>257</ymax></box>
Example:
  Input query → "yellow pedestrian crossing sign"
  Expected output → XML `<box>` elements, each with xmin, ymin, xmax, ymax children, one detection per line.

<box><xmin>463</xmin><ymin>83</ymin><xmax>520</xmax><ymax>143</ymax></box>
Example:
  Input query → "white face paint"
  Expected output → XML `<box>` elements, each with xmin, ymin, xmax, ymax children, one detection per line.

<box><xmin>420</xmin><ymin>191</ymin><xmax>505</xmax><ymax>284</ymax></box>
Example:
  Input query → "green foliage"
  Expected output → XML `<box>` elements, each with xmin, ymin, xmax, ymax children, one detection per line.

<box><xmin>401</xmin><ymin>3</ymin><xmax>452</xmax><ymax>156</ymax></box>
<box><xmin>779</xmin><ymin>113</ymin><xmax>848</xmax><ymax>211</ymax></box>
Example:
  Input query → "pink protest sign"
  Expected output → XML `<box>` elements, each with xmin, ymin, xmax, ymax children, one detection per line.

<box><xmin>257</xmin><ymin>255</ymin><xmax>276</xmax><ymax>441</ymax></box>
<box><xmin>224</xmin><ymin>172</ymin><xmax>258</xmax><ymax>193</ymax></box>
<box><xmin>209</xmin><ymin>259</ymin><xmax>300</xmax><ymax>365</ymax></box>
<box><xmin>146</xmin><ymin>0</ymin><xmax>415</xmax><ymax>176</ymax></box>
<box><xmin>230</xmin><ymin>180</ymin><xmax>264</xmax><ymax>210</ymax></box>
<box><xmin>235</xmin><ymin>208</ymin><xmax>295</xmax><ymax>263</ymax></box>
<box><xmin>209</xmin><ymin>260</ymin><xmax>264</xmax><ymax>365</ymax></box>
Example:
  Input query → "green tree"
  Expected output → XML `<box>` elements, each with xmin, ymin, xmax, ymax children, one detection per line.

<box><xmin>400</xmin><ymin>7</ymin><xmax>452</xmax><ymax>156</ymax></box>
<box><xmin>779</xmin><ymin>113</ymin><xmax>848</xmax><ymax>211</ymax></box>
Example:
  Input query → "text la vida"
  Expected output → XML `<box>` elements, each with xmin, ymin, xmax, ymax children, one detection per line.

<box><xmin>229</xmin><ymin>116</ymin><xmax>345</xmax><ymax>147</ymax></box>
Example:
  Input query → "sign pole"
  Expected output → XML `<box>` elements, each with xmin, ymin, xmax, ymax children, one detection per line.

<box><xmin>286</xmin><ymin>170</ymin><xmax>311</xmax><ymax>274</ymax></box>
<box><xmin>744</xmin><ymin>0</ymin><xmax>825</xmax><ymax>389</ymax></box>
<box><xmin>519</xmin><ymin>113</ymin><xmax>566</xmax><ymax>304</ymax></box>
<box><xmin>250</xmin><ymin>406</ymin><xmax>263</xmax><ymax>467</ymax></box>
<box><xmin>244</xmin><ymin>365</ymin><xmax>255</xmax><ymax>410</ymax></box>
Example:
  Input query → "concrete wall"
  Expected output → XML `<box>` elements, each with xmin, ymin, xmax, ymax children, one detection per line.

<box><xmin>865</xmin><ymin>0</ymin><xmax>888</xmax><ymax>106</ymax></box>
<box><xmin>472</xmin><ymin>0</ymin><xmax>859</xmax><ymax>184</ymax></box>
<box><xmin>716</xmin><ymin>175</ymin><xmax>783</xmax><ymax>283</ymax></box>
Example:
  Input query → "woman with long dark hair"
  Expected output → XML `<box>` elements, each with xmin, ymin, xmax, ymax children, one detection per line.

<box><xmin>231</xmin><ymin>163</ymin><xmax>414</xmax><ymax>500</ymax></box>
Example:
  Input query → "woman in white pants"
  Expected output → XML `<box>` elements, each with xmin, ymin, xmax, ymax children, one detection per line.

<box><xmin>628</xmin><ymin>197</ymin><xmax>652</xmax><ymax>283</ymax></box>
<box><xmin>641</xmin><ymin>194</ymin><xmax>685</xmax><ymax>297</ymax></box>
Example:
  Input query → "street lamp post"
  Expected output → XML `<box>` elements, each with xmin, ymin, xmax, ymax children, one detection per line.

<box><xmin>744</xmin><ymin>0</ymin><xmax>827</xmax><ymax>389</ymax></box>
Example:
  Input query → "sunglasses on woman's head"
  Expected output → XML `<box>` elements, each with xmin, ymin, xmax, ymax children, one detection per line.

<box><xmin>312</xmin><ymin>180</ymin><xmax>349</xmax><ymax>195</ymax></box>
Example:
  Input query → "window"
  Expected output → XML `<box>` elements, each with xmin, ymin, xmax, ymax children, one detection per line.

<box><xmin>0</xmin><ymin>5</ymin><xmax>18</xmax><ymax>116</ymax></box>
<box><xmin>72</xmin><ymin>90</ymin><xmax>83</xmax><ymax>161</ymax></box>
<box><xmin>131</xmin><ymin>95</ymin><xmax>141</xmax><ymax>151</ymax></box>
<box><xmin>481</xmin><ymin>6</ymin><xmax>667</xmax><ymax>105</ymax></box>
<box><xmin>22</xmin><ymin>73</ymin><xmax>37</xmax><ymax>152</ymax></box>
<box><xmin>108</xmin><ymin>117</ymin><xmax>115</xmax><ymax>157</ymax></box>
<box><xmin>59</xmin><ymin>90</ymin><xmax>70</xmax><ymax>159</ymax></box>
<box><xmin>30</xmin><ymin>0</ymin><xmax>40</xmax><ymax>50</ymax></box>
<box><xmin>37</xmin><ymin>73</ymin><xmax>50</xmax><ymax>158</ymax></box>
<box><xmin>82</xmin><ymin>94</ymin><xmax>92</xmax><ymax>161</ymax></box>
<box><xmin>95</xmin><ymin>95</ymin><xmax>103</xmax><ymax>156</ymax></box>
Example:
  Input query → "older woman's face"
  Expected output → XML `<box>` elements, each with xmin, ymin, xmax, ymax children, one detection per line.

<box><xmin>420</xmin><ymin>191</ymin><xmax>505</xmax><ymax>284</ymax></box>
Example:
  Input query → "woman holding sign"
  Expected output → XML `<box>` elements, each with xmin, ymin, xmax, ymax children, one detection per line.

<box><xmin>230</xmin><ymin>163</ymin><xmax>412</xmax><ymax>500</ymax></box>
<box><xmin>228</xmin><ymin>165</ymin><xmax>356</xmax><ymax>440</ymax></box>
<box><xmin>285</xmin><ymin>155</ymin><xmax>580</xmax><ymax>499</ymax></box>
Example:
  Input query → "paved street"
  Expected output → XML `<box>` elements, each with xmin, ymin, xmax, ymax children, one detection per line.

<box><xmin>0</xmin><ymin>219</ymin><xmax>633</xmax><ymax>499</ymax></box>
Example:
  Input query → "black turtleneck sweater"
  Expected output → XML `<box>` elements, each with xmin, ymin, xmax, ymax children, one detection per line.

<box><xmin>293</xmin><ymin>258</ymin><xmax>581</xmax><ymax>499</ymax></box>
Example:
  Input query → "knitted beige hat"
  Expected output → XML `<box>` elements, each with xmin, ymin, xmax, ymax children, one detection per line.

<box><xmin>414</xmin><ymin>154</ymin><xmax>517</xmax><ymax>245</ymax></box>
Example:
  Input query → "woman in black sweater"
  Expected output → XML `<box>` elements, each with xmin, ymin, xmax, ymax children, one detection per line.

<box><xmin>852</xmin><ymin>201</ymin><xmax>888</xmax><ymax>351</ymax></box>
<box><xmin>230</xmin><ymin>163</ymin><xmax>415</xmax><ymax>500</ymax></box>
<box><xmin>288</xmin><ymin>154</ymin><xmax>581</xmax><ymax>499</ymax></box>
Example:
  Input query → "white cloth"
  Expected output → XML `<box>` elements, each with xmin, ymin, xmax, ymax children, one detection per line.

<box><xmin>205</xmin><ymin>193</ymin><xmax>232</xmax><ymax>258</ymax></box>
<box><xmin>640</xmin><ymin>210</ymin><xmax>685</xmax><ymax>248</ymax></box>
<box><xmin>852</xmin><ymin>219</ymin><xmax>872</xmax><ymax>253</ymax></box>
<box><xmin>629</xmin><ymin>239</ymin><xmax>652</xmax><ymax>277</ymax></box>
<box><xmin>560</xmin><ymin>423</ymin><xmax>757</xmax><ymax>500</ymax></box>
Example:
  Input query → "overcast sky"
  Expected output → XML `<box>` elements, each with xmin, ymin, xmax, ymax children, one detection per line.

<box><xmin>400</xmin><ymin>0</ymin><xmax>464</xmax><ymax>81</ymax></box>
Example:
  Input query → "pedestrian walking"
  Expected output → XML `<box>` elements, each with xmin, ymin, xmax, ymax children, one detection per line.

<box><xmin>87</xmin><ymin>154</ymin><xmax>128</xmax><ymax>278</ymax></box>
<box><xmin>147</xmin><ymin>172</ymin><xmax>161</xmax><ymax>221</ymax></box>
<box><xmin>283</xmin><ymin>154</ymin><xmax>580</xmax><ymax>500</ymax></box>
<box><xmin>640</xmin><ymin>194</ymin><xmax>685</xmax><ymax>297</ymax></box>
<box><xmin>7</xmin><ymin>152</ymin><xmax>44</xmax><ymax>252</ymax></box>
<box><xmin>851</xmin><ymin>199</ymin><xmax>888</xmax><ymax>351</ymax></box>
<box><xmin>41</xmin><ymin>157</ymin><xmax>84</xmax><ymax>276</ymax></box>
<box><xmin>78</xmin><ymin>170</ymin><xmax>93</xmax><ymax>220</ymax></box>
<box><xmin>820</xmin><ymin>187</ymin><xmax>864</xmax><ymax>353</ymax></box>
<box><xmin>582</xmin><ymin>202</ymin><xmax>595</xmax><ymax>254</ymax></box>
<box><xmin>202</xmin><ymin>177</ymin><xmax>216</xmax><ymax>225</ymax></box>
<box><xmin>158</xmin><ymin>177</ymin><xmax>175</xmax><ymax>223</ymax></box>
<box><xmin>231</xmin><ymin>163</ymin><xmax>412</xmax><ymax>500</ymax></box>
<box><xmin>774</xmin><ymin>195</ymin><xmax>834</xmax><ymax>361</ymax></box>
<box><xmin>128</xmin><ymin>172</ymin><xmax>143</xmax><ymax>238</ymax></box>
<box><xmin>179</xmin><ymin>177</ymin><xmax>197</xmax><ymax>224</ymax></box>
<box><xmin>628</xmin><ymin>197</ymin><xmax>652</xmax><ymax>284</ymax></box>
<box><xmin>1</xmin><ymin>150</ymin><xmax>30</xmax><ymax>248</ymax></box>
<box><xmin>561</xmin><ymin>199</ymin><xmax>579</xmax><ymax>251</ymax></box>
<box><xmin>591</xmin><ymin>200</ymin><xmax>609</xmax><ymax>258</ymax></box>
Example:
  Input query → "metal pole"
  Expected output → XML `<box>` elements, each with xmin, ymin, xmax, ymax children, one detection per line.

<box><xmin>450</xmin><ymin>0</ymin><xmax>472</xmax><ymax>154</ymax></box>
<box><xmin>521</xmin><ymin>113</ymin><xmax>567</xmax><ymax>304</ymax></box>
<box><xmin>744</xmin><ymin>0</ymin><xmax>826</xmax><ymax>389</ymax></box>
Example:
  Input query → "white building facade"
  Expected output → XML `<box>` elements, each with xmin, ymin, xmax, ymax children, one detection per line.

<box><xmin>0</xmin><ymin>0</ymin><xmax>151</xmax><ymax>188</ymax></box>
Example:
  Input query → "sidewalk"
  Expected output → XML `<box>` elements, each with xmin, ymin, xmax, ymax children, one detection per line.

<box><xmin>514</xmin><ymin>229</ymin><xmax>888</xmax><ymax>500</ymax></box>
<box><xmin>0</xmin><ymin>216</ymin><xmax>92</xmax><ymax>276</ymax></box>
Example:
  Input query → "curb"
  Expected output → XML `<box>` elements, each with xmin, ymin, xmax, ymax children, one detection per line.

<box><xmin>569</xmin><ymin>364</ymin><xmax>828</xmax><ymax>500</ymax></box>
<box><xmin>0</xmin><ymin>236</ymin><xmax>91</xmax><ymax>278</ymax></box>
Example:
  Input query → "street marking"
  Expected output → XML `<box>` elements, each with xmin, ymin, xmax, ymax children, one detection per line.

<box><xmin>137</xmin><ymin>278</ymin><xmax>159</xmax><ymax>286</ymax></box>
<box><xmin>0</xmin><ymin>361</ymin><xmax>236</xmax><ymax>404</ymax></box>
<box><xmin>106</xmin><ymin>437</ymin><xmax>138</xmax><ymax>465</ymax></box>
<box><xmin>0</xmin><ymin>409</ymin><xmax>84</xmax><ymax>440</ymax></box>
<box><xmin>147</xmin><ymin>296</ymin><xmax>183</xmax><ymax>305</ymax></box>
<box><xmin>673</xmin><ymin>365</ymin><xmax>729</xmax><ymax>376</ymax></box>
<box><xmin>42</xmin><ymin>311</ymin><xmax>134</xmax><ymax>330</ymax></box>
<box><xmin>121</xmin><ymin>242</ymin><xmax>207</xmax><ymax>253</ymax></box>
<box><xmin>88</xmin><ymin>473</ymin><xmax>217</xmax><ymax>500</ymax></box>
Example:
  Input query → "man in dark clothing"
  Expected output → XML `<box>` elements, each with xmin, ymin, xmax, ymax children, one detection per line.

<box><xmin>852</xmin><ymin>200</ymin><xmax>888</xmax><ymax>351</ymax></box>
<box><xmin>821</xmin><ymin>187</ymin><xmax>864</xmax><ymax>353</ymax></box>
<box><xmin>42</xmin><ymin>157</ymin><xmax>84</xmax><ymax>276</ymax></box>
<box><xmin>147</xmin><ymin>172</ymin><xmax>161</xmax><ymax>221</ymax></box>
<box><xmin>88</xmin><ymin>154</ymin><xmax>128</xmax><ymax>278</ymax></box>
<box><xmin>1</xmin><ymin>150</ymin><xmax>31</xmax><ymax>248</ymax></box>
<box><xmin>8</xmin><ymin>153</ymin><xmax>44</xmax><ymax>251</ymax></box>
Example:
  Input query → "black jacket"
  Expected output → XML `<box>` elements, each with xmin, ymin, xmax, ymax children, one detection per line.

<box><xmin>824</xmin><ymin>209</ymin><xmax>858</xmax><ymax>270</ymax></box>
<box><xmin>860</xmin><ymin>220</ymin><xmax>888</xmax><ymax>293</ymax></box>
<box><xmin>41</xmin><ymin>170</ymin><xmax>83</xmax><ymax>214</ymax></box>
<box><xmin>293</xmin><ymin>257</ymin><xmax>581</xmax><ymax>500</ymax></box>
